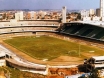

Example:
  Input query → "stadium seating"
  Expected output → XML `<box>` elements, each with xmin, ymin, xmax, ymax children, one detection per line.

<box><xmin>0</xmin><ymin>21</ymin><xmax>59</xmax><ymax>34</ymax></box>
<box><xmin>93</xmin><ymin>29</ymin><xmax>104</xmax><ymax>39</ymax></box>
<box><xmin>80</xmin><ymin>29</ymin><xmax>94</xmax><ymax>37</ymax></box>
<box><xmin>70</xmin><ymin>25</ymin><xmax>84</xmax><ymax>34</ymax></box>
<box><xmin>60</xmin><ymin>23</ymin><xmax>104</xmax><ymax>41</ymax></box>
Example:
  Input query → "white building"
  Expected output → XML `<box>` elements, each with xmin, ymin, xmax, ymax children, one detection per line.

<box><xmin>62</xmin><ymin>6</ymin><xmax>66</xmax><ymax>23</ymax></box>
<box><xmin>81</xmin><ymin>10</ymin><xmax>89</xmax><ymax>19</ymax></box>
<box><xmin>85</xmin><ymin>56</ymin><xmax>104</xmax><ymax>68</ymax></box>
<box><xmin>89</xmin><ymin>9</ymin><xmax>95</xmax><ymax>16</ymax></box>
<box><xmin>15</xmin><ymin>11</ymin><xmax>24</xmax><ymax>20</ymax></box>
<box><xmin>92</xmin><ymin>16</ymin><xmax>100</xmax><ymax>21</ymax></box>
<box><xmin>83</xmin><ymin>17</ymin><xmax>91</xmax><ymax>21</ymax></box>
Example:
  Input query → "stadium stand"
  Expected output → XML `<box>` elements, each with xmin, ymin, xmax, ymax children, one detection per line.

<box><xmin>0</xmin><ymin>21</ymin><xmax>59</xmax><ymax>35</ymax></box>
<box><xmin>60</xmin><ymin>22</ymin><xmax>104</xmax><ymax>41</ymax></box>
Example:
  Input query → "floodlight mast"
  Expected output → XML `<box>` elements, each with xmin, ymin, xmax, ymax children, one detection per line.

<box><xmin>100</xmin><ymin>0</ymin><xmax>104</xmax><ymax>20</ymax></box>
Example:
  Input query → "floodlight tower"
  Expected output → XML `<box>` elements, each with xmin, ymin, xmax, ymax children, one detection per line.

<box><xmin>100</xmin><ymin>0</ymin><xmax>104</xmax><ymax>19</ymax></box>
<box><xmin>62</xmin><ymin>6</ymin><xmax>66</xmax><ymax>23</ymax></box>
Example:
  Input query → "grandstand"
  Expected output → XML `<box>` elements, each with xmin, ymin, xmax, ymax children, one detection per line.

<box><xmin>0</xmin><ymin>20</ymin><xmax>59</xmax><ymax>35</ymax></box>
<box><xmin>60</xmin><ymin>22</ymin><xmax>104</xmax><ymax>41</ymax></box>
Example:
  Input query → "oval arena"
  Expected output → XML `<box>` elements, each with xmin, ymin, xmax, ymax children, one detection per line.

<box><xmin>1</xmin><ymin>20</ymin><xmax>104</xmax><ymax>75</ymax></box>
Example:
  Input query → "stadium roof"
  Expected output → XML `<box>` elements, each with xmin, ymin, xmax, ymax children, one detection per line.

<box><xmin>65</xmin><ymin>21</ymin><xmax>104</xmax><ymax>28</ymax></box>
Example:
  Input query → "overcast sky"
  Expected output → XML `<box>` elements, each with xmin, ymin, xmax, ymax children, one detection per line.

<box><xmin>0</xmin><ymin>0</ymin><xmax>100</xmax><ymax>10</ymax></box>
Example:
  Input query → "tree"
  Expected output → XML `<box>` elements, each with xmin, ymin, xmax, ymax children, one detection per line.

<box><xmin>77</xmin><ymin>13</ymin><xmax>81</xmax><ymax>20</ymax></box>
<box><xmin>3</xmin><ymin>13</ymin><xmax>6</xmax><ymax>19</ymax></box>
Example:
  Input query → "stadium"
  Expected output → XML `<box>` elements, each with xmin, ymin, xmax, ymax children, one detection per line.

<box><xmin>0</xmin><ymin>19</ymin><xmax>104</xmax><ymax>75</ymax></box>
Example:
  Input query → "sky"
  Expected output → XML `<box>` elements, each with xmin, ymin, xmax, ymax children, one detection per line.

<box><xmin>0</xmin><ymin>0</ymin><xmax>100</xmax><ymax>10</ymax></box>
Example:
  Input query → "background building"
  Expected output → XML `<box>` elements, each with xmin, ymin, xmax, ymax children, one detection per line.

<box><xmin>29</xmin><ymin>11</ymin><xmax>37</xmax><ymax>20</ymax></box>
<box><xmin>15</xmin><ymin>11</ymin><xmax>24</xmax><ymax>20</ymax></box>
<box><xmin>81</xmin><ymin>10</ymin><xmax>89</xmax><ymax>20</ymax></box>
<box><xmin>38</xmin><ymin>11</ymin><xmax>47</xmax><ymax>19</ymax></box>
<box><xmin>89</xmin><ymin>9</ymin><xmax>95</xmax><ymax>16</ymax></box>
<box><xmin>96</xmin><ymin>8</ymin><xmax>100</xmax><ymax>17</ymax></box>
